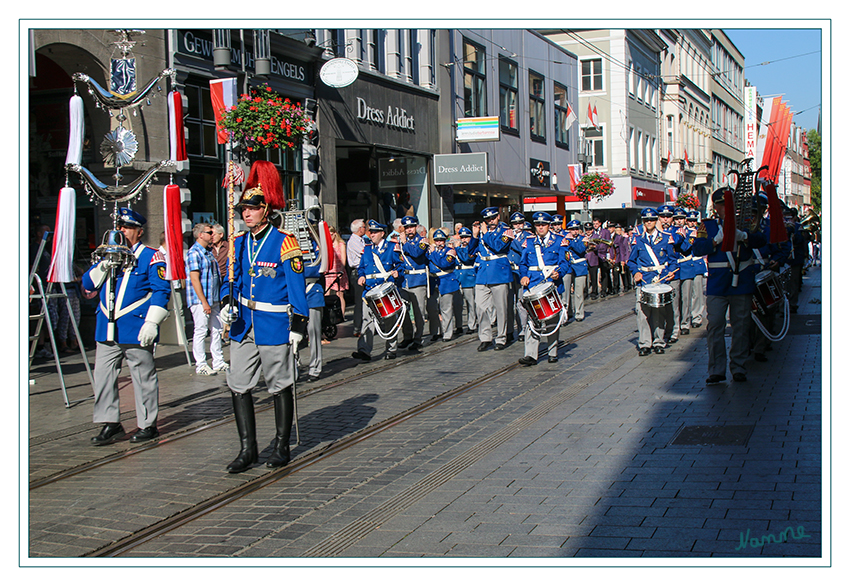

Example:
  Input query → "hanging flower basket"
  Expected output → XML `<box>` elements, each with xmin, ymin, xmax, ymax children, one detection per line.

<box><xmin>218</xmin><ymin>84</ymin><xmax>313</xmax><ymax>152</ymax></box>
<box><xmin>573</xmin><ymin>172</ymin><xmax>615</xmax><ymax>202</ymax></box>
<box><xmin>676</xmin><ymin>192</ymin><xmax>701</xmax><ymax>210</ymax></box>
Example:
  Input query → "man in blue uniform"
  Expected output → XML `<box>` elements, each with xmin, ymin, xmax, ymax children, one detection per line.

<box><xmin>427</xmin><ymin>229</ymin><xmax>460</xmax><ymax>341</ymax></box>
<box><xmin>660</xmin><ymin>205</ymin><xmax>691</xmax><ymax>343</ymax></box>
<box><xmin>692</xmin><ymin>188</ymin><xmax>767</xmax><ymax>383</ymax></box>
<box><xmin>398</xmin><ymin>215</ymin><xmax>429</xmax><ymax>351</ymax></box>
<box><xmin>627</xmin><ymin>207</ymin><xmax>675</xmax><ymax>355</ymax></box>
<box><xmin>83</xmin><ymin>207</ymin><xmax>171</xmax><ymax>445</ymax></box>
<box><xmin>517</xmin><ymin>212</ymin><xmax>570</xmax><ymax>366</ymax></box>
<box><xmin>352</xmin><ymin>220</ymin><xmax>405</xmax><ymax>361</ymax></box>
<box><xmin>564</xmin><ymin>219</ymin><xmax>588</xmax><ymax>321</ymax></box>
<box><xmin>685</xmin><ymin>210</ymin><xmax>707</xmax><ymax>328</ymax></box>
<box><xmin>784</xmin><ymin>207</ymin><xmax>808</xmax><ymax>313</ymax></box>
<box><xmin>474</xmin><ymin>207</ymin><xmax>513</xmax><ymax>351</ymax></box>
<box><xmin>302</xmin><ymin>232</ymin><xmax>325</xmax><ymax>383</ymax></box>
<box><xmin>508</xmin><ymin>211</ymin><xmax>530</xmax><ymax>342</ymax></box>
<box><xmin>219</xmin><ymin>161</ymin><xmax>309</xmax><ymax>472</ymax></box>
<box><xmin>454</xmin><ymin>226</ymin><xmax>478</xmax><ymax>334</ymax></box>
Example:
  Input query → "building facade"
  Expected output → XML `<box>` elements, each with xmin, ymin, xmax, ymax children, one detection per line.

<box><xmin>543</xmin><ymin>29</ymin><xmax>666</xmax><ymax>226</ymax></box>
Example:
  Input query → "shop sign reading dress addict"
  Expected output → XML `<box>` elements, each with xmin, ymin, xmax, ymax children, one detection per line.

<box><xmin>356</xmin><ymin>97</ymin><xmax>415</xmax><ymax>131</ymax></box>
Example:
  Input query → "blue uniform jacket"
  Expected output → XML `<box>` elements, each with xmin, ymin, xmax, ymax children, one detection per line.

<box><xmin>222</xmin><ymin>225</ymin><xmax>309</xmax><ymax>346</ymax></box>
<box><xmin>401</xmin><ymin>234</ymin><xmax>429</xmax><ymax>288</ymax></box>
<box><xmin>691</xmin><ymin>218</ymin><xmax>767</xmax><ymax>296</ymax></box>
<box><xmin>508</xmin><ymin>230</ymin><xmax>531</xmax><ymax>278</ymax></box>
<box><xmin>455</xmin><ymin>238</ymin><xmax>478</xmax><ymax>289</ymax></box>
<box><xmin>563</xmin><ymin>236</ymin><xmax>588</xmax><ymax>277</ymax></box>
<box><xmin>669</xmin><ymin>228</ymin><xmax>694</xmax><ymax>280</ymax></box>
<box><xmin>627</xmin><ymin>228</ymin><xmax>676</xmax><ymax>284</ymax></box>
<box><xmin>786</xmin><ymin>222</ymin><xmax>808</xmax><ymax>266</ymax></box>
<box><xmin>83</xmin><ymin>242</ymin><xmax>171</xmax><ymax>345</ymax></box>
<box><xmin>475</xmin><ymin>226</ymin><xmax>513</xmax><ymax>285</ymax></box>
<box><xmin>304</xmin><ymin>239</ymin><xmax>326</xmax><ymax>309</ymax></box>
<box><xmin>519</xmin><ymin>232</ymin><xmax>570</xmax><ymax>292</ymax></box>
<box><xmin>358</xmin><ymin>238</ymin><xmax>404</xmax><ymax>294</ymax></box>
<box><xmin>427</xmin><ymin>246</ymin><xmax>460</xmax><ymax>295</ymax></box>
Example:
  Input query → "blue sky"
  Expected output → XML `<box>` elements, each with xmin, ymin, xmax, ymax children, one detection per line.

<box><xmin>725</xmin><ymin>28</ymin><xmax>823</xmax><ymax>133</ymax></box>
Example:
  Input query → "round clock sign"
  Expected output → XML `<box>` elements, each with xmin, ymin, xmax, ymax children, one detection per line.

<box><xmin>320</xmin><ymin>58</ymin><xmax>359</xmax><ymax>88</ymax></box>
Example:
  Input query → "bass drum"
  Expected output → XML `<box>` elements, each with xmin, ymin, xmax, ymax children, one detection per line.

<box><xmin>639</xmin><ymin>283</ymin><xmax>674</xmax><ymax>308</ymax></box>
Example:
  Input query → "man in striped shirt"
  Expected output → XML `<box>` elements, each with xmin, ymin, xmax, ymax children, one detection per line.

<box><xmin>186</xmin><ymin>222</ymin><xmax>226</xmax><ymax>375</ymax></box>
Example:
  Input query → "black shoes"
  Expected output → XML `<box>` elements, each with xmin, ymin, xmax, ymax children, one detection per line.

<box><xmin>638</xmin><ymin>348</ymin><xmax>651</xmax><ymax>356</ymax></box>
<box><xmin>667</xmin><ymin>338</ymin><xmax>678</xmax><ymax>344</ymax></box>
<box><xmin>548</xmin><ymin>357</ymin><xmax>559</xmax><ymax>364</ymax></box>
<box><xmin>408</xmin><ymin>342</ymin><xmax>422</xmax><ymax>352</ymax></box>
<box><xmin>385</xmin><ymin>352</ymin><xmax>397</xmax><ymax>360</ymax></box>
<box><xmin>653</xmin><ymin>346</ymin><xmax>665</xmax><ymax>354</ymax></box>
<box><xmin>399</xmin><ymin>339</ymin><xmax>413</xmax><ymax>349</ymax></box>
<box><xmin>518</xmin><ymin>356</ymin><xmax>536</xmax><ymax>366</ymax></box>
<box><xmin>681</xmin><ymin>327</ymin><xmax>690</xmax><ymax>335</ymax></box>
<box><xmin>732</xmin><ymin>372</ymin><xmax>748</xmax><ymax>382</ymax></box>
<box><xmin>351</xmin><ymin>350</ymin><xmax>371</xmax><ymax>361</ymax></box>
<box><xmin>477</xmin><ymin>342</ymin><xmax>492</xmax><ymax>352</ymax></box>
<box><xmin>494</xmin><ymin>343</ymin><xmax>507</xmax><ymax>351</ymax></box>
<box><xmin>706</xmin><ymin>374</ymin><xmax>726</xmax><ymax>385</ymax></box>
<box><xmin>91</xmin><ymin>422</ymin><xmax>125</xmax><ymax>446</ymax></box>
<box><xmin>303</xmin><ymin>374</ymin><xmax>320</xmax><ymax>382</ymax></box>
<box><xmin>266</xmin><ymin>391</ymin><xmax>293</xmax><ymax>469</ymax></box>
<box><xmin>130</xmin><ymin>426</ymin><xmax>159</xmax><ymax>443</ymax></box>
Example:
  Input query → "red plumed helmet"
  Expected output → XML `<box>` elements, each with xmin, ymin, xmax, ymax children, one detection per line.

<box><xmin>240</xmin><ymin>160</ymin><xmax>286</xmax><ymax>210</ymax></box>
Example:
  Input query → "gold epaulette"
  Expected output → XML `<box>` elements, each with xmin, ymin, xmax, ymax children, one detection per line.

<box><xmin>280</xmin><ymin>231</ymin><xmax>302</xmax><ymax>262</ymax></box>
<box><xmin>233</xmin><ymin>230</ymin><xmax>247</xmax><ymax>239</ymax></box>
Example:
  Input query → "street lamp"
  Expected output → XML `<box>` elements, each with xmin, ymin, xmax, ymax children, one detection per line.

<box><xmin>253</xmin><ymin>29</ymin><xmax>271</xmax><ymax>77</ymax></box>
<box><xmin>213</xmin><ymin>29</ymin><xmax>232</xmax><ymax>69</ymax></box>
<box><xmin>578</xmin><ymin>135</ymin><xmax>592</xmax><ymax>221</ymax></box>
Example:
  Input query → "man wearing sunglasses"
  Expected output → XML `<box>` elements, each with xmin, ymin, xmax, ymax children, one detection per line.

<box><xmin>187</xmin><ymin>222</ymin><xmax>226</xmax><ymax>376</ymax></box>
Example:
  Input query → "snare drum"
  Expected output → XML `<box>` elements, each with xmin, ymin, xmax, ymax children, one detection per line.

<box><xmin>364</xmin><ymin>281</ymin><xmax>404</xmax><ymax>322</ymax></box>
<box><xmin>521</xmin><ymin>281</ymin><xmax>564</xmax><ymax>329</ymax></box>
<box><xmin>752</xmin><ymin>270</ymin><xmax>784</xmax><ymax>316</ymax></box>
<box><xmin>639</xmin><ymin>283</ymin><xmax>674</xmax><ymax>308</ymax></box>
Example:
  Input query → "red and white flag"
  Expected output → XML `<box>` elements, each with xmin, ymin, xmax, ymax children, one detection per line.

<box><xmin>168</xmin><ymin>91</ymin><xmax>187</xmax><ymax>162</ymax></box>
<box><xmin>568</xmin><ymin>164</ymin><xmax>583</xmax><ymax>192</ymax></box>
<box><xmin>565</xmin><ymin>103</ymin><xmax>577</xmax><ymax>127</ymax></box>
<box><xmin>587</xmin><ymin>103</ymin><xmax>599</xmax><ymax>128</ymax></box>
<box><xmin>683</xmin><ymin>149</ymin><xmax>690</xmax><ymax>167</ymax></box>
<box><xmin>209</xmin><ymin>77</ymin><xmax>238</xmax><ymax>145</ymax></box>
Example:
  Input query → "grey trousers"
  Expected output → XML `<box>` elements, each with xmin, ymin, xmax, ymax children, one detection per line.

<box><xmin>227</xmin><ymin>327</ymin><xmax>295</xmax><ymax>395</ymax></box>
<box><xmin>680</xmin><ymin>278</ymin><xmax>695</xmax><ymax>329</ymax></box>
<box><xmin>706</xmin><ymin>294</ymin><xmax>752</xmax><ymax>376</ymax></box>
<box><xmin>306</xmin><ymin>306</ymin><xmax>323</xmax><ymax>377</ymax></box>
<box><xmin>438</xmin><ymin>291</ymin><xmax>459</xmax><ymax>339</ymax></box>
<box><xmin>635</xmin><ymin>286</ymin><xmax>666</xmax><ymax>349</ymax></box>
<box><xmin>475</xmin><ymin>283</ymin><xmax>509</xmax><ymax>345</ymax></box>
<box><xmin>513</xmin><ymin>280</ymin><xmax>528</xmax><ymax>337</ymax></box>
<box><xmin>691</xmin><ymin>274</ymin><xmax>705</xmax><ymax>325</ymax></box>
<box><xmin>561</xmin><ymin>273</ymin><xmax>573</xmax><ymax>315</ymax></box>
<box><xmin>572</xmin><ymin>275</ymin><xmax>587</xmax><ymax>320</ymax></box>
<box><xmin>93</xmin><ymin>341</ymin><xmax>159</xmax><ymax>428</ymax></box>
<box><xmin>523</xmin><ymin>324</ymin><xmax>559</xmax><ymax>359</ymax></box>
<box><xmin>401</xmin><ymin>285</ymin><xmax>428</xmax><ymax>343</ymax></box>
<box><xmin>665</xmin><ymin>279</ymin><xmax>681</xmax><ymax>340</ymax></box>
<box><xmin>358</xmin><ymin>299</ymin><xmax>400</xmax><ymax>356</ymax></box>
<box><xmin>460</xmin><ymin>287</ymin><xmax>477</xmax><ymax>331</ymax></box>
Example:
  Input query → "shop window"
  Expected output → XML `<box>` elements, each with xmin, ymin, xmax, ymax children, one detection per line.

<box><xmin>463</xmin><ymin>38</ymin><xmax>486</xmax><ymax>117</ymax></box>
<box><xmin>529</xmin><ymin>71</ymin><xmax>545</xmax><ymax>142</ymax></box>
<box><xmin>184</xmin><ymin>82</ymin><xmax>219</xmax><ymax>159</ymax></box>
<box><xmin>499</xmin><ymin>57</ymin><xmax>518</xmax><ymax>133</ymax></box>
<box><xmin>554</xmin><ymin>82</ymin><xmax>571</xmax><ymax>147</ymax></box>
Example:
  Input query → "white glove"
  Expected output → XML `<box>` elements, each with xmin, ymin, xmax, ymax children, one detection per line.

<box><xmin>735</xmin><ymin>229</ymin><xmax>748</xmax><ymax>242</ymax></box>
<box><xmin>87</xmin><ymin>259</ymin><xmax>116</xmax><ymax>289</ymax></box>
<box><xmin>289</xmin><ymin>331</ymin><xmax>303</xmax><ymax>346</ymax></box>
<box><xmin>220</xmin><ymin>303</ymin><xmax>238</xmax><ymax>325</ymax></box>
<box><xmin>712</xmin><ymin>225</ymin><xmax>724</xmax><ymax>245</ymax></box>
<box><xmin>138</xmin><ymin>305</ymin><xmax>169</xmax><ymax>346</ymax></box>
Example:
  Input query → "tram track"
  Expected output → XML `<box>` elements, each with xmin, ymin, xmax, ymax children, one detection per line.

<box><xmin>79</xmin><ymin>310</ymin><xmax>634</xmax><ymax>557</ymax></box>
<box><xmin>30</xmin><ymin>309</ymin><xmax>635</xmax><ymax>492</ymax></box>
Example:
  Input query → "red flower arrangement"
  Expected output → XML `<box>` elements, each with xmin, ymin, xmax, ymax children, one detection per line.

<box><xmin>573</xmin><ymin>172</ymin><xmax>615</xmax><ymax>202</ymax></box>
<box><xmin>218</xmin><ymin>85</ymin><xmax>313</xmax><ymax>151</ymax></box>
<box><xmin>676</xmin><ymin>192</ymin><xmax>701</xmax><ymax>210</ymax></box>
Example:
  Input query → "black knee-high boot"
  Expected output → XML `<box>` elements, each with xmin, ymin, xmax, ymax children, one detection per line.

<box><xmin>267</xmin><ymin>387</ymin><xmax>293</xmax><ymax>468</ymax></box>
<box><xmin>227</xmin><ymin>392</ymin><xmax>258</xmax><ymax>473</ymax></box>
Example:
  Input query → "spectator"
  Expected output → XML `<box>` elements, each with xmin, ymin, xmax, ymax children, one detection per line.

<box><xmin>347</xmin><ymin>219</ymin><xmax>367</xmax><ymax>336</ymax></box>
<box><xmin>210</xmin><ymin>223</ymin><xmax>228</xmax><ymax>278</ymax></box>
<box><xmin>325</xmin><ymin>225</ymin><xmax>349</xmax><ymax>318</ymax></box>
<box><xmin>186</xmin><ymin>222</ymin><xmax>226</xmax><ymax>375</ymax></box>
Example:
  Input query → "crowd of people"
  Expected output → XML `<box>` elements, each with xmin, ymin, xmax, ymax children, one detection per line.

<box><xmin>31</xmin><ymin>155</ymin><xmax>817</xmax><ymax>472</ymax></box>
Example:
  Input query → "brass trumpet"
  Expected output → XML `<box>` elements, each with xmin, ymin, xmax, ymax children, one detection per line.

<box><xmin>588</xmin><ymin>238</ymin><xmax>614</xmax><ymax>247</ymax></box>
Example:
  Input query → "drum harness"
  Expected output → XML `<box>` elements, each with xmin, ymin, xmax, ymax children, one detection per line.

<box><xmin>365</xmin><ymin>241</ymin><xmax>408</xmax><ymax>341</ymax></box>
<box><xmin>749</xmin><ymin>249</ymin><xmax>791</xmax><ymax>343</ymax></box>
<box><xmin>523</xmin><ymin>236</ymin><xmax>566</xmax><ymax>338</ymax></box>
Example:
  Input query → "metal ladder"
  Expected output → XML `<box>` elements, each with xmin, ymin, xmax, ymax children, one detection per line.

<box><xmin>28</xmin><ymin>231</ymin><xmax>95</xmax><ymax>408</ymax></box>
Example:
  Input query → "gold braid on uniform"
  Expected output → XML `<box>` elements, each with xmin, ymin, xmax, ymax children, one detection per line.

<box><xmin>279</xmin><ymin>229</ymin><xmax>302</xmax><ymax>262</ymax></box>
